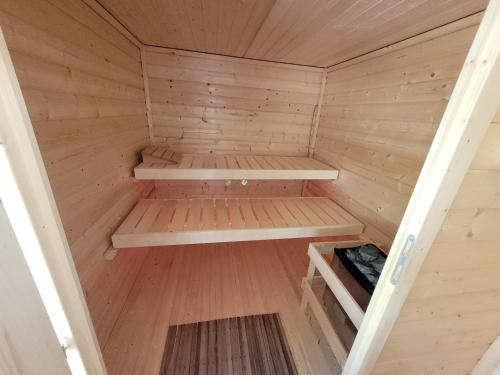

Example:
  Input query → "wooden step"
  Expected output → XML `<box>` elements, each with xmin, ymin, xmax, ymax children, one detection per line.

<box><xmin>112</xmin><ymin>197</ymin><xmax>364</xmax><ymax>248</ymax></box>
<box><xmin>134</xmin><ymin>153</ymin><xmax>338</xmax><ymax>180</ymax></box>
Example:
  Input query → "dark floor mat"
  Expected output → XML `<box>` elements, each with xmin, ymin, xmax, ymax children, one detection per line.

<box><xmin>159</xmin><ymin>313</ymin><xmax>298</xmax><ymax>375</ymax></box>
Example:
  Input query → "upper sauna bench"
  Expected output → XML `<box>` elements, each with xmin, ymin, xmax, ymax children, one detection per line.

<box><xmin>135</xmin><ymin>146</ymin><xmax>339</xmax><ymax>180</ymax></box>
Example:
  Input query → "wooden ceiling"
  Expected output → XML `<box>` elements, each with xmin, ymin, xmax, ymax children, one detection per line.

<box><xmin>99</xmin><ymin>0</ymin><xmax>487</xmax><ymax>67</ymax></box>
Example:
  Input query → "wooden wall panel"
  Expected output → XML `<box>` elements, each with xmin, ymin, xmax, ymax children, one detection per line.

<box><xmin>308</xmin><ymin>18</ymin><xmax>479</xmax><ymax>249</ymax></box>
<box><xmin>152</xmin><ymin>180</ymin><xmax>303</xmax><ymax>199</ymax></box>
<box><xmin>373</xmin><ymin>107</ymin><xmax>500</xmax><ymax>374</ymax></box>
<box><xmin>143</xmin><ymin>47</ymin><xmax>324</xmax><ymax>156</ymax></box>
<box><xmin>0</xmin><ymin>0</ymin><xmax>149</xmax><ymax>348</ymax></box>
<box><xmin>98</xmin><ymin>0</ymin><xmax>486</xmax><ymax>67</ymax></box>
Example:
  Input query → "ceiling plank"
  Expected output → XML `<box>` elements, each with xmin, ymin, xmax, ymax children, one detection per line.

<box><xmin>97</xmin><ymin>0</ymin><xmax>488</xmax><ymax>67</ymax></box>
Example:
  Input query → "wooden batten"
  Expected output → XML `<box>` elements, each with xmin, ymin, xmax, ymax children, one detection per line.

<box><xmin>301</xmin><ymin>278</ymin><xmax>348</xmax><ymax>367</ymax></box>
<box><xmin>308</xmin><ymin>70</ymin><xmax>327</xmax><ymax>157</ymax></box>
<box><xmin>140</xmin><ymin>47</ymin><xmax>154</xmax><ymax>143</ymax></box>
<box><xmin>300</xmin><ymin>240</ymin><xmax>370</xmax><ymax>368</ymax></box>
<box><xmin>80</xmin><ymin>0</ymin><xmax>142</xmax><ymax>48</ymax></box>
<box><xmin>306</xmin><ymin>243</ymin><xmax>365</xmax><ymax>330</ymax></box>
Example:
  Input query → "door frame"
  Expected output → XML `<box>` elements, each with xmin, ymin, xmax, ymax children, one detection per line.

<box><xmin>343</xmin><ymin>0</ymin><xmax>500</xmax><ymax>373</ymax></box>
<box><xmin>0</xmin><ymin>29</ymin><xmax>107</xmax><ymax>374</ymax></box>
<box><xmin>0</xmin><ymin>199</ymin><xmax>72</xmax><ymax>374</ymax></box>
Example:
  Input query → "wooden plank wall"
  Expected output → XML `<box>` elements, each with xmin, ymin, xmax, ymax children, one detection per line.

<box><xmin>307</xmin><ymin>17</ymin><xmax>480</xmax><ymax>249</ymax></box>
<box><xmin>373</xmin><ymin>107</ymin><xmax>500</xmax><ymax>374</ymax></box>
<box><xmin>143</xmin><ymin>46</ymin><xmax>324</xmax><ymax>156</ymax></box>
<box><xmin>152</xmin><ymin>180</ymin><xmax>303</xmax><ymax>199</ymax></box>
<box><xmin>0</xmin><ymin>0</ymin><xmax>150</xmax><ymax>348</ymax></box>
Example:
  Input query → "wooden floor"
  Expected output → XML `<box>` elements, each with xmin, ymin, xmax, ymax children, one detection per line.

<box><xmin>101</xmin><ymin>237</ymin><xmax>348</xmax><ymax>375</ymax></box>
<box><xmin>134</xmin><ymin>151</ymin><xmax>339</xmax><ymax>180</ymax></box>
<box><xmin>112</xmin><ymin>197</ymin><xmax>363</xmax><ymax>248</ymax></box>
<box><xmin>160</xmin><ymin>313</ymin><xmax>298</xmax><ymax>375</ymax></box>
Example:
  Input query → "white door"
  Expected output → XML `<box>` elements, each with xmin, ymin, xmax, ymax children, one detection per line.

<box><xmin>0</xmin><ymin>200</ymin><xmax>71</xmax><ymax>375</ymax></box>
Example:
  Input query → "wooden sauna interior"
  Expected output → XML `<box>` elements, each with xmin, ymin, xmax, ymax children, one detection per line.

<box><xmin>1</xmin><ymin>0</ymin><xmax>499</xmax><ymax>374</ymax></box>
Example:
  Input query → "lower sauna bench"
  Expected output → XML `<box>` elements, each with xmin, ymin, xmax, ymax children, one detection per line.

<box><xmin>111</xmin><ymin>197</ymin><xmax>364</xmax><ymax>248</ymax></box>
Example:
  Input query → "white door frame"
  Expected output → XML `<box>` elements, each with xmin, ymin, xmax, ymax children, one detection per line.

<box><xmin>0</xmin><ymin>200</ymin><xmax>72</xmax><ymax>375</ymax></box>
<box><xmin>0</xmin><ymin>29</ymin><xmax>107</xmax><ymax>374</ymax></box>
<box><xmin>343</xmin><ymin>0</ymin><xmax>500</xmax><ymax>373</ymax></box>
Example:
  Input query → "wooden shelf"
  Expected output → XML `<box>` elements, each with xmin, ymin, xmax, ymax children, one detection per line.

<box><xmin>135</xmin><ymin>151</ymin><xmax>339</xmax><ymax>180</ymax></box>
<box><xmin>112</xmin><ymin>197</ymin><xmax>363</xmax><ymax>248</ymax></box>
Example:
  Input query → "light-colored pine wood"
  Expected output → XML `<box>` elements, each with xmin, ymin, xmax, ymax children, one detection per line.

<box><xmin>103</xmin><ymin>237</ymin><xmax>354</xmax><ymax>375</ymax></box>
<box><xmin>103</xmin><ymin>245</ymin><xmax>119</xmax><ymax>260</ymax></box>
<box><xmin>141</xmin><ymin>145</ymin><xmax>182</xmax><ymax>164</ymax></box>
<box><xmin>301</xmin><ymin>278</ymin><xmax>348</xmax><ymax>367</ymax></box>
<box><xmin>0</xmin><ymin>0</ymin><xmax>150</xmax><ymax>349</ymax></box>
<box><xmin>327</xmin><ymin>13</ymin><xmax>484</xmax><ymax>73</ymax></box>
<box><xmin>141</xmin><ymin>48</ymin><xmax>154</xmax><ymax>143</ymax></box>
<box><xmin>135</xmin><ymin>147</ymin><xmax>338</xmax><ymax>180</ymax></box>
<box><xmin>96</xmin><ymin>0</ymin><xmax>485</xmax><ymax>67</ymax></box>
<box><xmin>3</xmin><ymin>5</ymin><xmax>497</xmax><ymax>375</ymax></box>
<box><xmin>346</xmin><ymin>0</ymin><xmax>500</xmax><ymax>371</ymax></box>
<box><xmin>80</xmin><ymin>0</ymin><xmax>142</xmax><ymax>48</ymax></box>
<box><xmin>301</xmin><ymin>240</ymin><xmax>373</xmax><ymax>368</ymax></box>
<box><xmin>309</xmin><ymin>71</ymin><xmax>327</xmax><ymax>157</ymax></box>
<box><xmin>373</xmin><ymin>107</ymin><xmax>500</xmax><ymax>375</ymax></box>
<box><xmin>112</xmin><ymin>197</ymin><xmax>363</xmax><ymax>248</ymax></box>
<box><xmin>151</xmin><ymin>180</ymin><xmax>304</xmax><ymax>200</ymax></box>
<box><xmin>0</xmin><ymin>30</ymin><xmax>106</xmax><ymax>373</ymax></box>
<box><xmin>308</xmin><ymin>17</ymin><xmax>481</xmax><ymax>249</ymax></box>
<box><xmin>472</xmin><ymin>335</ymin><xmax>500</xmax><ymax>375</ymax></box>
<box><xmin>141</xmin><ymin>47</ymin><xmax>324</xmax><ymax>155</ymax></box>
<box><xmin>306</xmin><ymin>243</ymin><xmax>365</xmax><ymax>330</ymax></box>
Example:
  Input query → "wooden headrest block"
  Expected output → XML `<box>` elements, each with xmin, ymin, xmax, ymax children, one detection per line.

<box><xmin>141</xmin><ymin>145</ymin><xmax>182</xmax><ymax>165</ymax></box>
